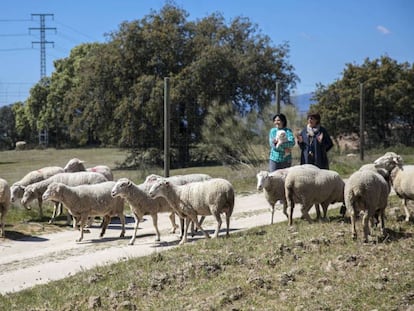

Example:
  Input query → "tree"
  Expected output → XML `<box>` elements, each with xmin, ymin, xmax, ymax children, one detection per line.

<box><xmin>21</xmin><ymin>3</ymin><xmax>299</xmax><ymax>167</ymax></box>
<box><xmin>0</xmin><ymin>105</ymin><xmax>17</xmax><ymax>150</ymax></box>
<box><xmin>312</xmin><ymin>56</ymin><xmax>414</xmax><ymax>147</ymax></box>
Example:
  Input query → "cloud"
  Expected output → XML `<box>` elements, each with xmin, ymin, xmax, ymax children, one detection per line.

<box><xmin>376</xmin><ymin>25</ymin><xmax>391</xmax><ymax>35</ymax></box>
<box><xmin>300</xmin><ymin>32</ymin><xmax>313</xmax><ymax>41</ymax></box>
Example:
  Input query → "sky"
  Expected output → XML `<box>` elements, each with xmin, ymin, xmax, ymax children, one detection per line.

<box><xmin>0</xmin><ymin>0</ymin><xmax>413</xmax><ymax>106</ymax></box>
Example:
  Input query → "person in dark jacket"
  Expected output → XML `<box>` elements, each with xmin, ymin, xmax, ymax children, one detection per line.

<box><xmin>297</xmin><ymin>112</ymin><xmax>333</xmax><ymax>169</ymax></box>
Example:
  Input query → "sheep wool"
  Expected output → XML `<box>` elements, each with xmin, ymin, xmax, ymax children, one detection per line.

<box><xmin>344</xmin><ymin>169</ymin><xmax>390</xmax><ymax>242</ymax></box>
<box><xmin>63</xmin><ymin>158</ymin><xmax>113</xmax><ymax>181</ymax></box>
<box><xmin>42</xmin><ymin>181</ymin><xmax>125</xmax><ymax>242</ymax></box>
<box><xmin>0</xmin><ymin>178</ymin><xmax>11</xmax><ymax>237</ymax></box>
<box><xmin>21</xmin><ymin>171</ymin><xmax>108</xmax><ymax>224</ymax></box>
<box><xmin>111</xmin><ymin>178</ymin><xmax>177</xmax><ymax>245</ymax></box>
<box><xmin>284</xmin><ymin>166</ymin><xmax>345</xmax><ymax>226</ymax></box>
<box><xmin>10</xmin><ymin>166</ymin><xmax>64</xmax><ymax>217</ymax></box>
<box><xmin>149</xmin><ymin>178</ymin><xmax>234</xmax><ymax>245</ymax></box>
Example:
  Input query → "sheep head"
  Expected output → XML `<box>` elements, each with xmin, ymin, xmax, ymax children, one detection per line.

<box><xmin>111</xmin><ymin>178</ymin><xmax>132</xmax><ymax>198</ymax></box>
<box><xmin>374</xmin><ymin>152</ymin><xmax>404</xmax><ymax>172</ymax></box>
<box><xmin>63</xmin><ymin>158</ymin><xmax>86</xmax><ymax>172</ymax></box>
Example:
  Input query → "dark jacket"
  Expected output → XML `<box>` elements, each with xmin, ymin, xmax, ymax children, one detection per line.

<box><xmin>298</xmin><ymin>125</ymin><xmax>333</xmax><ymax>169</ymax></box>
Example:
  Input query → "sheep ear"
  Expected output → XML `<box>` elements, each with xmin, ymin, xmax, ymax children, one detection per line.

<box><xmin>127</xmin><ymin>180</ymin><xmax>132</xmax><ymax>187</ymax></box>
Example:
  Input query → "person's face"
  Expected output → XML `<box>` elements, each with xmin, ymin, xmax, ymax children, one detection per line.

<box><xmin>273</xmin><ymin>117</ymin><xmax>284</xmax><ymax>128</ymax></box>
<box><xmin>308</xmin><ymin>116</ymin><xmax>318</xmax><ymax>127</ymax></box>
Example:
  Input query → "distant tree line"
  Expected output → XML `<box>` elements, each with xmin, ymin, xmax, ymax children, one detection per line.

<box><xmin>1</xmin><ymin>4</ymin><xmax>413</xmax><ymax>168</ymax></box>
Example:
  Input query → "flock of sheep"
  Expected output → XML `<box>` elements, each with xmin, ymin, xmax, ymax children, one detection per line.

<box><xmin>256</xmin><ymin>151</ymin><xmax>413</xmax><ymax>242</ymax></box>
<box><xmin>0</xmin><ymin>152</ymin><xmax>413</xmax><ymax>245</ymax></box>
<box><xmin>0</xmin><ymin>158</ymin><xmax>234</xmax><ymax>245</ymax></box>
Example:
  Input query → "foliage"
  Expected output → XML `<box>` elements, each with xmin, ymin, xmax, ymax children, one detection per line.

<box><xmin>312</xmin><ymin>56</ymin><xmax>414</xmax><ymax>147</ymax></box>
<box><xmin>0</xmin><ymin>105</ymin><xmax>17</xmax><ymax>150</ymax></box>
<box><xmin>13</xmin><ymin>3</ymin><xmax>298</xmax><ymax>167</ymax></box>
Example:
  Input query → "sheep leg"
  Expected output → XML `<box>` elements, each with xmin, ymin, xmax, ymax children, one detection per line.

<box><xmin>76</xmin><ymin>216</ymin><xmax>88</xmax><ymax>242</ymax></box>
<box><xmin>49</xmin><ymin>201</ymin><xmax>61</xmax><ymax>224</ymax></box>
<box><xmin>281</xmin><ymin>200</ymin><xmax>288</xmax><ymax>219</ymax></box>
<box><xmin>270</xmin><ymin>203</ymin><xmax>275</xmax><ymax>225</ymax></box>
<box><xmin>190</xmin><ymin>216</ymin><xmax>206</xmax><ymax>236</ymax></box>
<box><xmin>129</xmin><ymin>213</ymin><xmax>140</xmax><ymax>245</ymax></box>
<box><xmin>402</xmin><ymin>199</ymin><xmax>411</xmax><ymax>222</ymax></box>
<box><xmin>212</xmin><ymin>211</ymin><xmax>222</xmax><ymax>239</ymax></box>
<box><xmin>179</xmin><ymin>217</ymin><xmax>190</xmax><ymax>245</ymax></box>
<box><xmin>169</xmin><ymin>212</ymin><xmax>178</xmax><ymax>233</ymax></box>
<box><xmin>189</xmin><ymin>213</ymin><xmax>210</xmax><ymax>239</ymax></box>
<box><xmin>314</xmin><ymin>204</ymin><xmax>321</xmax><ymax>220</ymax></box>
<box><xmin>1</xmin><ymin>212</ymin><xmax>4</xmax><ymax>237</ymax></box>
<box><xmin>37</xmin><ymin>197</ymin><xmax>43</xmax><ymax>218</ymax></box>
<box><xmin>300</xmin><ymin>204</ymin><xmax>313</xmax><ymax>223</ymax></box>
<box><xmin>362</xmin><ymin>212</ymin><xmax>370</xmax><ymax>243</ymax></box>
<box><xmin>99</xmin><ymin>215</ymin><xmax>111</xmax><ymax>238</ymax></box>
<box><xmin>320</xmin><ymin>203</ymin><xmax>329</xmax><ymax>221</ymax></box>
<box><xmin>288</xmin><ymin>196</ymin><xmax>295</xmax><ymax>226</ymax></box>
<box><xmin>119</xmin><ymin>214</ymin><xmax>126</xmax><ymax>238</ymax></box>
<box><xmin>350</xmin><ymin>210</ymin><xmax>357</xmax><ymax>240</ymax></box>
<box><xmin>225</xmin><ymin>212</ymin><xmax>231</xmax><ymax>237</ymax></box>
<box><xmin>151</xmin><ymin>213</ymin><xmax>161</xmax><ymax>241</ymax></box>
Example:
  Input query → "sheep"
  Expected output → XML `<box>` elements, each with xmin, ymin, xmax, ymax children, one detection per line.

<box><xmin>21</xmin><ymin>172</ymin><xmax>108</xmax><ymax>224</ymax></box>
<box><xmin>0</xmin><ymin>178</ymin><xmax>11</xmax><ymax>237</ymax></box>
<box><xmin>143</xmin><ymin>173</ymin><xmax>212</xmax><ymax>236</ymax></box>
<box><xmin>256</xmin><ymin>165</ymin><xmax>325</xmax><ymax>224</ymax></box>
<box><xmin>284</xmin><ymin>166</ymin><xmax>345</xmax><ymax>226</ymax></box>
<box><xmin>15</xmin><ymin>141</ymin><xmax>27</xmax><ymax>150</ymax></box>
<box><xmin>143</xmin><ymin>173</ymin><xmax>212</xmax><ymax>187</ymax></box>
<box><xmin>373</xmin><ymin>151</ymin><xmax>413</xmax><ymax>221</ymax></box>
<box><xmin>63</xmin><ymin>158</ymin><xmax>113</xmax><ymax>181</ymax></box>
<box><xmin>344</xmin><ymin>169</ymin><xmax>390</xmax><ymax>242</ymax></box>
<box><xmin>42</xmin><ymin>181</ymin><xmax>125</xmax><ymax>242</ymax></box>
<box><xmin>10</xmin><ymin>166</ymin><xmax>64</xmax><ymax>217</ymax></box>
<box><xmin>111</xmin><ymin>178</ymin><xmax>178</xmax><ymax>245</ymax></box>
<box><xmin>148</xmin><ymin>178</ymin><xmax>234</xmax><ymax>245</ymax></box>
<box><xmin>256</xmin><ymin>170</ymin><xmax>288</xmax><ymax>224</ymax></box>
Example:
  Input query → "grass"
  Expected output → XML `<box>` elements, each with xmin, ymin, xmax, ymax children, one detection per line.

<box><xmin>1</xmin><ymin>208</ymin><xmax>413</xmax><ymax>310</ymax></box>
<box><xmin>1</xmin><ymin>147</ymin><xmax>414</xmax><ymax>310</ymax></box>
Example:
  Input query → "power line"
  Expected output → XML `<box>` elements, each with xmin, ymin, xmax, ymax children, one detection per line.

<box><xmin>29</xmin><ymin>13</ymin><xmax>56</xmax><ymax>79</ymax></box>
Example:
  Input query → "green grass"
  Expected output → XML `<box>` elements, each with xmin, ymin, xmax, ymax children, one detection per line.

<box><xmin>1</xmin><ymin>147</ymin><xmax>414</xmax><ymax>310</ymax></box>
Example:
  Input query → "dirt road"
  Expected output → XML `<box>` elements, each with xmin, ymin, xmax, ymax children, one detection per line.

<box><xmin>0</xmin><ymin>193</ymin><xmax>306</xmax><ymax>295</ymax></box>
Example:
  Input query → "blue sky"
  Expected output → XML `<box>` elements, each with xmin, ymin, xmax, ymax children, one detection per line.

<box><xmin>0</xmin><ymin>0</ymin><xmax>413</xmax><ymax>106</ymax></box>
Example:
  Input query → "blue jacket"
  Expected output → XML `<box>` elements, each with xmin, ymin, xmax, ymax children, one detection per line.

<box><xmin>269</xmin><ymin>127</ymin><xmax>295</xmax><ymax>163</ymax></box>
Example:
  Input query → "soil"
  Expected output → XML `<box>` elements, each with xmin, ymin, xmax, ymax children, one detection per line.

<box><xmin>0</xmin><ymin>192</ymin><xmax>310</xmax><ymax>295</ymax></box>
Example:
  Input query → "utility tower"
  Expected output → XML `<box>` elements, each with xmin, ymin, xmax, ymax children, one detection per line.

<box><xmin>29</xmin><ymin>13</ymin><xmax>56</xmax><ymax>146</ymax></box>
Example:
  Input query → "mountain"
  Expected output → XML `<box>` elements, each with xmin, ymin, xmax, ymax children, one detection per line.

<box><xmin>291</xmin><ymin>93</ymin><xmax>315</xmax><ymax>114</ymax></box>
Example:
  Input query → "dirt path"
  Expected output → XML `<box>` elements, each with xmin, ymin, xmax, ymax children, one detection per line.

<box><xmin>0</xmin><ymin>193</ymin><xmax>306</xmax><ymax>295</ymax></box>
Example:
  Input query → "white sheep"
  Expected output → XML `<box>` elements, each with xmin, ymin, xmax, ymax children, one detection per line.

<box><xmin>373</xmin><ymin>152</ymin><xmax>413</xmax><ymax>221</ymax></box>
<box><xmin>257</xmin><ymin>165</ymin><xmax>325</xmax><ymax>224</ymax></box>
<box><xmin>10</xmin><ymin>166</ymin><xmax>64</xmax><ymax>217</ymax></box>
<box><xmin>143</xmin><ymin>173</ymin><xmax>212</xmax><ymax>236</ymax></box>
<box><xmin>284</xmin><ymin>166</ymin><xmax>345</xmax><ymax>226</ymax></box>
<box><xmin>0</xmin><ymin>178</ymin><xmax>11</xmax><ymax>237</ymax></box>
<box><xmin>148</xmin><ymin>178</ymin><xmax>234</xmax><ymax>245</ymax></box>
<box><xmin>111</xmin><ymin>178</ymin><xmax>178</xmax><ymax>245</ymax></box>
<box><xmin>42</xmin><ymin>181</ymin><xmax>125</xmax><ymax>242</ymax></box>
<box><xmin>63</xmin><ymin>158</ymin><xmax>113</xmax><ymax>181</ymax></box>
<box><xmin>344</xmin><ymin>169</ymin><xmax>390</xmax><ymax>242</ymax></box>
<box><xmin>256</xmin><ymin>170</ymin><xmax>288</xmax><ymax>224</ymax></box>
<box><xmin>21</xmin><ymin>172</ymin><xmax>108</xmax><ymax>224</ymax></box>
